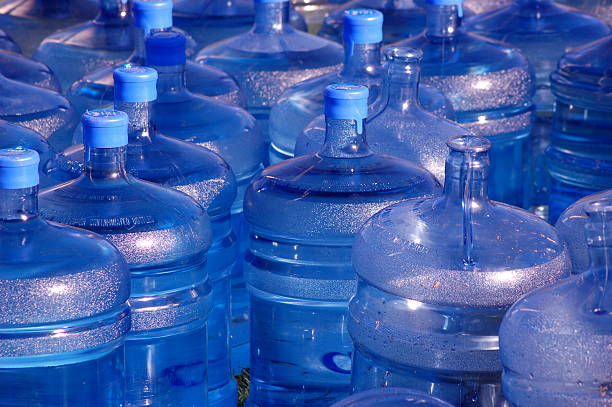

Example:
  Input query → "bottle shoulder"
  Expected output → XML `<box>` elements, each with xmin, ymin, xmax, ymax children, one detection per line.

<box><xmin>0</xmin><ymin>0</ymin><xmax>98</xmax><ymax>19</ymax></box>
<box><xmin>0</xmin><ymin>50</ymin><xmax>60</xmax><ymax>92</ymax></box>
<box><xmin>37</xmin><ymin>19</ymin><xmax>134</xmax><ymax>51</ymax></box>
<box><xmin>0</xmin><ymin>77</ymin><xmax>72</xmax><ymax>115</ymax></box>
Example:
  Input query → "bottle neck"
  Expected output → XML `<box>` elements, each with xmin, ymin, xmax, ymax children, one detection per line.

<box><xmin>379</xmin><ymin>58</ymin><xmax>421</xmax><ymax>112</ymax></box>
<box><xmin>0</xmin><ymin>187</ymin><xmax>39</xmax><ymax>222</ymax></box>
<box><xmin>114</xmin><ymin>101</ymin><xmax>154</xmax><ymax>144</ymax></box>
<box><xmin>154</xmin><ymin>65</ymin><xmax>189</xmax><ymax>99</ymax></box>
<box><xmin>84</xmin><ymin>146</ymin><xmax>130</xmax><ymax>180</ymax></box>
<box><xmin>97</xmin><ymin>0</ymin><xmax>131</xmax><ymax>22</ymax></box>
<box><xmin>341</xmin><ymin>43</ymin><xmax>382</xmax><ymax>78</ymax></box>
<box><xmin>253</xmin><ymin>2</ymin><xmax>291</xmax><ymax>33</ymax></box>
<box><xmin>319</xmin><ymin>118</ymin><xmax>371</xmax><ymax>159</ymax></box>
<box><xmin>585</xmin><ymin>210</ymin><xmax>612</xmax><ymax>313</ymax></box>
<box><xmin>131</xmin><ymin>27</ymin><xmax>169</xmax><ymax>63</ymax></box>
<box><xmin>426</xmin><ymin>5</ymin><xmax>462</xmax><ymax>39</ymax></box>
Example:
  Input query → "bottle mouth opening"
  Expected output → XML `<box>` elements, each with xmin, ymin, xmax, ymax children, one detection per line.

<box><xmin>446</xmin><ymin>135</ymin><xmax>491</xmax><ymax>154</ymax></box>
<box><xmin>585</xmin><ymin>198</ymin><xmax>612</xmax><ymax>216</ymax></box>
<box><xmin>384</xmin><ymin>47</ymin><xmax>423</xmax><ymax>63</ymax></box>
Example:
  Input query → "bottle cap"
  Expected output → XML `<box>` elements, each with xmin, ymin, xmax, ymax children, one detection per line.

<box><xmin>113</xmin><ymin>65</ymin><xmax>158</xmax><ymax>103</ymax></box>
<box><xmin>0</xmin><ymin>148</ymin><xmax>40</xmax><ymax>189</ymax></box>
<box><xmin>324</xmin><ymin>84</ymin><xmax>368</xmax><ymax>133</ymax></box>
<box><xmin>427</xmin><ymin>0</ymin><xmax>463</xmax><ymax>17</ymax></box>
<box><xmin>133</xmin><ymin>0</ymin><xmax>173</xmax><ymax>33</ymax></box>
<box><xmin>82</xmin><ymin>110</ymin><xmax>129</xmax><ymax>149</ymax></box>
<box><xmin>145</xmin><ymin>31</ymin><xmax>186</xmax><ymax>66</ymax></box>
<box><xmin>343</xmin><ymin>9</ymin><xmax>383</xmax><ymax>49</ymax></box>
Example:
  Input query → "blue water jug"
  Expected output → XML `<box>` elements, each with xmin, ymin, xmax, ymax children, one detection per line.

<box><xmin>0</xmin><ymin>147</ymin><xmax>131</xmax><ymax>406</ymax></box>
<box><xmin>331</xmin><ymin>388</ymin><xmax>454</xmax><ymax>407</ymax></box>
<box><xmin>244</xmin><ymin>84</ymin><xmax>441</xmax><ymax>407</ymax></box>
<box><xmin>0</xmin><ymin>27</ymin><xmax>20</xmax><ymax>53</ymax></box>
<box><xmin>0</xmin><ymin>50</ymin><xmax>61</xmax><ymax>91</ymax></box>
<box><xmin>33</xmin><ymin>0</ymin><xmax>135</xmax><ymax>92</ymax></box>
<box><xmin>296</xmin><ymin>47</ymin><xmax>465</xmax><ymax>183</ymax></box>
<box><xmin>196</xmin><ymin>0</ymin><xmax>344</xmax><ymax>139</ymax></box>
<box><xmin>349</xmin><ymin>134</ymin><xmax>570</xmax><ymax>406</ymax></box>
<box><xmin>500</xmin><ymin>198</ymin><xmax>612</xmax><ymax>406</ymax></box>
<box><xmin>39</xmin><ymin>110</ymin><xmax>214</xmax><ymax>407</ymax></box>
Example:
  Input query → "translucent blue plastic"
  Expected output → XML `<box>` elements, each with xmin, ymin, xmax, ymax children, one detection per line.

<box><xmin>196</xmin><ymin>0</ymin><xmax>344</xmax><ymax>139</ymax></box>
<box><xmin>296</xmin><ymin>47</ymin><xmax>465</xmax><ymax>182</ymax></box>
<box><xmin>52</xmin><ymin>67</ymin><xmax>239</xmax><ymax>407</ymax></box>
<box><xmin>0</xmin><ymin>50</ymin><xmax>61</xmax><ymax>91</ymax></box>
<box><xmin>0</xmin><ymin>120</ymin><xmax>56</xmax><ymax>188</ymax></box>
<box><xmin>0</xmin><ymin>27</ymin><xmax>20</xmax><ymax>53</ymax></box>
<box><xmin>33</xmin><ymin>0</ymin><xmax>135</xmax><ymax>92</ymax></box>
<box><xmin>173</xmin><ymin>0</ymin><xmax>308</xmax><ymax>49</ymax></box>
<box><xmin>349</xmin><ymin>135</ymin><xmax>571</xmax><ymax>406</ymax></box>
<box><xmin>331</xmin><ymin>388</ymin><xmax>454</xmax><ymax>407</ymax></box>
<box><xmin>68</xmin><ymin>4</ymin><xmax>243</xmax><ymax>116</ymax></box>
<box><xmin>546</xmin><ymin>35</ymin><xmax>612</xmax><ymax>223</ymax></box>
<box><xmin>270</xmin><ymin>11</ymin><xmax>455</xmax><ymax>165</ymax></box>
<box><xmin>244</xmin><ymin>84</ymin><xmax>441</xmax><ymax>407</ymax></box>
<box><xmin>0</xmin><ymin>147</ymin><xmax>131</xmax><ymax>407</ymax></box>
<box><xmin>39</xmin><ymin>113</ymin><xmax>214</xmax><ymax>407</ymax></box>
<box><xmin>500</xmin><ymin>198</ymin><xmax>612</xmax><ymax>406</ymax></box>
<box><xmin>391</xmin><ymin>0</ymin><xmax>536</xmax><ymax>208</ymax></box>
<box><xmin>0</xmin><ymin>73</ymin><xmax>79</xmax><ymax>152</ymax></box>
<box><xmin>0</xmin><ymin>0</ymin><xmax>98</xmax><ymax>56</ymax></box>
<box><xmin>558</xmin><ymin>0</ymin><xmax>612</xmax><ymax>24</ymax></box>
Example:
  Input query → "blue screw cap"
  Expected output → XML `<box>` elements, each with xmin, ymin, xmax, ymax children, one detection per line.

<box><xmin>427</xmin><ymin>0</ymin><xmax>463</xmax><ymax>17</ymax></box>
<box><xmin>145</xmin><ymin>31</ymin><xmax>186</xmax><ymax>67</ymax></box>
<box><xmin>0</xmin><ymin>148</ymin><xmax>40</xmax><ymax>189</ymax></box>
<box><xmin>113</xmin><ymin>65</ymin><xmax>158</xmax><ymax>103</ymax></box>
<box><xmin>82</xmin><ymin>110</ymin><xmax>129</xmax><ymax>149</ymax></box>
<box><xmin>133</xmin><ymin>0</ymin><xmax>173</xmax><ymax>33</ymax></box>
<box><xmin>324</xmin><ymin>84</ymin><xmax>369</xmax><ymax>134</ymax></box>
<box><xmin>343</xmin><ymin>9</ymin><xmax>383</xmax><ymax>52</ymax></box>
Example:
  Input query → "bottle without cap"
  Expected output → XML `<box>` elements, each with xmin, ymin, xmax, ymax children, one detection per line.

<box><xmin>269</xmin><ymin>9</ymin><xmax>455</xmax><ymax>165</ymax></box>
<box><xmin>0</xmin><ymin>50</ymin><xmax>61</xmax><ymax>92</ymax></box>
<box><xmin>39</xmin><ymin>110</ymin><xmax>214</xmax><ymax>407</ymax></box>
<box><xmin>330</xmin><ymin>388</ymin><xmax>454</xmax><ymax>407</ymax></box>
<box><xmin>296</xmin><ymin>46</ymin><xmax>466</xmax><ymax>183</ymax></box>
<box><xmin>500</xmin><ymin>198</ymin><xmax>612</xmax><ymax>406</ymax></box>
<box><xmin>0</xmin><ymin>147</ymin><xmax>131</xmax><ymax>406</ymax></box>
<box><xmin>244</xmin><ymin>84</ymin><xmax>441</xmax><ymax>407</ymax></box>
<box><xmin>349</xmin><ymin>134</ymin><xmax>570</xmax><ymax>406</ymax></box>
<box><xmin>391</xmin><ymin>0</ymin><xmax>535</xmax><ymax>209</ymax></box>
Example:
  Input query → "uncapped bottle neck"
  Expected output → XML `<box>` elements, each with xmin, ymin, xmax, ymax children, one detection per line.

<box><xmin>98</xmin><ymin>0</ymin><xmax>131</xmax><ymax>19</ymax></box>
<box><xmin>584</xmin><ymin>200</ymin><xmax>612</xmax><ymax>314</ymax></box>
<box><xmin>426</xmin><ymin>4</ymin><xmax>462</xmax><ymax>38</ymax></box>
<box><xmin>253</xmin><ymin>1</ymin><xmax>291</xmax><ymax>33</ymax></box>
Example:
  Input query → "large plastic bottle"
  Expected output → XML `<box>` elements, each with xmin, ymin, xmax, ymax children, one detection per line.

<box><xmin>39</xmin><ymin>110</ymin><xmax>214</xmax><ymax>407</ymax></box>
<box><xmin>52</xmin><ymin>65</ymin><xmax>239</xmax><ymax>406</ymax></box>
<box><xmin>558</xmin><ymin>0</ymin><xmax>612</xmax><ymax>24</ymax></box>
<box><xmin>145</xmin><ymin>31</ymin><xmax>264</xmax><ymax>370</ymax></box>
<box><xmin>172</xmin><ymin>0</ymin><xmax>307</xmax><ymax>49</ymax></box>
<box><xmin>0</xmin><ymin>50</ymin><xmax>61</xmax><ymax>91</ymax></box>
<box><xmin>33</xmin><ymin>0</ymin><xmax>135</xmax><ymax>92</ymax></box>
<box><xmin>0</xmin><ymin>147</ymin><xmax>131</xmax><ymax>406</ymax></box>
<box><xmin>465</xmin><ymin>0</ymin><xmax>610</xmax><ymax>216</ymax></box>
<box><xmin>0</xmin><ymin>28</ymin><xmax>20</xmax><ymax>53</ymax></box>
<box><xmin>244</xmin><ymin>84</ymin><xmax>441</xmax><ymax>407</ymax></box>
<box><xmin>296</xmin><ymin>47</ymin><xmax>466</xmax><ymax>183</ymax></box>
<box><xmin>331</xmin><ymin>388</ymin><xmax>454</xmax><ymax>407</ymax></box>
<box><xmin>0</xmin><ymin>0</ymin><xmax>98</xmax><ymax>56</ymax></box>
<box><xmin>500</xmin><ymin>198</ymin><xmax>612</xmax><ymax>406</ymax></box>
<box><xmin>349</xmin><ymin>134</ymin><xmax>571</xmax><ymax>406</ymax></box>
<box><xmin>391</xmin><ymin>0</ymin><xmax>535</xmax><ymax>209</ymax></box>
<box><xmin>546</xmin><ymin>35</ymin><xmax>612</xmax><ymax>222</ymax></box>
<box><xmin>0</xmin><ymin>120</ymin><xmax>55</xmax><ymax>187</ymax></box>
<box><xmin>68</xmin><ymin>0</ymin><xmax>243</xmax><ymax>115</ymax></box>
<box><xmin>196</xmin><ymin>0</ymin><xmax>344</xmax><ymax>139</ymax></box>
<box><xmin>0</xmin><ymin>72</ymin><xmax>79</xmax><ymax>151</ymax></box>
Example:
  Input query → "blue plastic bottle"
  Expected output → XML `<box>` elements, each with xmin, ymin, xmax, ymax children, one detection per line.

<box><xmin>0</xmin><ymin>120</ymin><xmax>56</xmax><ymax>187</ymax></box>
<box><xmin>500</xmin><ymin>198</ymin><xmax>612</xmax><ymax>406</ymax></box>
<box><xmin>463</xmin><ymin>0</ymin><xmax>511</xmax><ymax>14</ymax></box>
<box><xmin>349</xmin><ymin>134</ymin><xmax>571</xmax><ymax>406</ymax></box>
<box><xmin>0</xmin><ymin>50</ymin><xmax>61</xmax><ymax>91</ymax></box>
<box><xmin>391</xmin><ymin>0</ymin><xmax>535</xmax><ymax>209</ymax></box>
<box><xmin>244</xmin><ymin>84</ymin><xmax>441</xmax><ymax>407</ymax></box>
<box><xmin>68</xmin><ymin>0</ymin><xmax>243</xmax><ymax>116</ymax></box>
<box><xmin>39</xmin><ymin>110</ymin><xmax>214</xmax><ymax>407</ymax></box>
<box><xmin>546</xmin><ymin>35</ymin><xmax>612</xmax><ymax>222</ymax></box>
<box><xmin>146</xmin><ymin>31</ymin><xmax>264</xmax><ymax>371</ymax></box>
<box><xmin>0</xmin><ymin>28</ymin><xmax>20</xmax><ymax>53</ymax></box>
<box><xmin>270</xmin><ymin>11</ymin><xmax>455</xmax><ymax>164</ymax></box>
<box><xmin>331</xmin><ymin>388</ymin><xmax>454</xmax><ymax>407</ymax></box>
<box><xmin>465</xmin><ymin>0</ymin><xmax>610</xmax><ymax>216</ymax></box>
<box><xmin>558</xmin><ymin>0</ymin><xmax>612</xmax><ymax>24</ymax></box>
<box><xmin>53</xmin><ymin>65</ymin><xmax>239</xmax><ymax>406</ymax></box>
<box><xmin>0</xmin><ymin>0</ymin><xmax>98</xmax><ymax>56</ymax></box>
<box><xmin>196</xmin><ymin>0</ymin><xmax>344</xmax><ymax>139</ymax></box>
<box><xmin>0</xmin><ymin>147</ymin><xmax>131</xmax><ymax>406</ymax></box>
<box><xmin>0</xmin><ymin>72</ymin><xmax>79</xmax><ymax>152</ymax></box>
<box><xmin>296</xmin><ymin>47</ymin><xmax>466</xmax><ymax>183</ymax></box>
<box><xmin>33</xmin><ymin>0</ymin><xmax>135</xmax><ymax>92</ymax></box>
<box><xmin>172</xmin><ymin>0</ymin><xmax>307</xmax><ymax>49</ymax></box>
